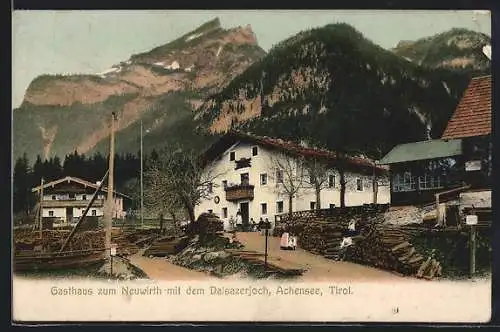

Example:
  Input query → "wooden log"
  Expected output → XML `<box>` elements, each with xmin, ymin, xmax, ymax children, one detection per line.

<box><xmin>391</xmin><ymin>241</ymin><xmax>411</xmax><ymax>252</ymax></box>
<box><xmin>416</xmin><ymin>256</ymin><xmax>433</xmax><ymax>278</ymax></box>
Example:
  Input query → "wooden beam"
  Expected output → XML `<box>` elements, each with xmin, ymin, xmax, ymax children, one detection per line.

<box><xmin>59</xmin><ymin>170</ymin><xmax>109</xmax><ymax>252</ymax></box>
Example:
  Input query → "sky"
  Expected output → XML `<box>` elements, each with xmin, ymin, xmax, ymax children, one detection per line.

<box><xmin>12</xmin><ymin>10</ymin><xmax>491</xmax><ymax>108</ymax></box>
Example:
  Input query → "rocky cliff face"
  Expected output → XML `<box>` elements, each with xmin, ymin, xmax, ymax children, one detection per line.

<box><xmin>14</xmin><ymin>18</ymin><xmax>266</xmax><ymax>161</ymax></box>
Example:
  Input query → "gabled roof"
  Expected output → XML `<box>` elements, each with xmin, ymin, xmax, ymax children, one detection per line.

<box><xmin>442</xmin><ymin>75</ymin><xmax>491</xmax><ymax>139</ymax></box>
<box><xmin>379</xmin><ymin>138</ymin><xmax>462</xmax><ymax>165</ymax></box>
<box><xmin>31</xmin><ymin>176</ymin><xmax>131</xmax><ymax>199</ymax></box>
<box><xmin>200</xmin><ymin>131</ymin><xmax>388</xmax><ymax>175</ymax></box>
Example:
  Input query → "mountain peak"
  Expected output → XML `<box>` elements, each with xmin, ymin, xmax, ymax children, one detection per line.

<box><xmin>392</xmin><ymin>28</ymin><xmax>491</xmax><ymax>71</ymax></box>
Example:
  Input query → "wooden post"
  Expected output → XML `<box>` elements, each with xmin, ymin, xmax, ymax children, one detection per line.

<box><xmin>39</xmin><ymin>177</ymin><xmax>44</xmax><ymax>239</ymax></box>
<box><xmin>264</xmin><ymin>228</ymin><xmax>269</xmax><ymax>269</ymax></box>
<box><xmin>104</xmin><ymin>112</ymin><xmax>116</xmax><ymax>259</ymax></box>
<box><xmin>469</xmin><ymin>206</ymin><xmax>477</xmax><ymax>278</ymax></box>
<box><xmin>435</xmin><ymin>193</ymin><xmax>440</xmax><ymax>226</ymax></box>
<box><xmin>469</xmin><ymin>224</ymin><xmax>476</xmax><ymax>278</ymax></box>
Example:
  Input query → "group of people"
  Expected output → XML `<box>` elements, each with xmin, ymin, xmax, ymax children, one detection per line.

<box><xmin>227</xmin><ymin>210</ymin><xmax>272</xmax><ymax>234</ymax></box>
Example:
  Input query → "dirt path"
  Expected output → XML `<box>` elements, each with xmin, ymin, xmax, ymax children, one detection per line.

<box><xmin>128</xmin><ymin>249</ymin><xmax>213</xmax><ymax>280</ymax></box>
<box><xmin>235</xmin><ymin>232</ymin><xmax>407</xmax><ymax>282</ymax></box>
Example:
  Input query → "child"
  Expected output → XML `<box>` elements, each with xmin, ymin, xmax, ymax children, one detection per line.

<box><xmin>280</xmin><ymin>232</ymin><xmax>290</xmax><ymax>250</ymax></box>
<box><xmin>229</xmin><ymin>215</ymin><xmax>235</xmax><ymax>232</ymax></box>
<box><xmin>288</xmin><ymin>234</ymin><xmax>297</xmax><ymax>250</ymax></box>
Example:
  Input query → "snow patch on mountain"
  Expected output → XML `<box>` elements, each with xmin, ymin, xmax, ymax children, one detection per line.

<box><xmin>186</xmin><ymin>32</ymin><xmax>204</xmax><ymax>42</ymax></box>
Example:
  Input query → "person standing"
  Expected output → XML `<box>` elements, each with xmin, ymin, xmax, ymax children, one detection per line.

<box><xmin>250</xmin><ymin>218</ymin><xmax>257</xmax><ymax>232</ymax></box>
<box><xmin>236</xmin><ymin>210</ymin><xmax>243</xmax><ymax>232</ymax></box>
<box><xmin>258</xmin><ymin>217</ymin><xmax>265</xmax><ymax>235</ymax></box>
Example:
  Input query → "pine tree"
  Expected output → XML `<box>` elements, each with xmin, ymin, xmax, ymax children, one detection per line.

<box><xmin>13</xmin><ymin>153</ymin><xmax>34</xmax><ymax>215</ymax></box>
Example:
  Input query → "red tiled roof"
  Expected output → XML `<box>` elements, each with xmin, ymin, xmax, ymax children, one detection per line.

<box><xmin>442</xmin><ymin>75</ymin><xmax>491</xmax><ymax>139</ymax></box>
<box><xmin>202</xmin><ymin>131</ymin><xmax>388</xmax><ymax>174</ymax></box>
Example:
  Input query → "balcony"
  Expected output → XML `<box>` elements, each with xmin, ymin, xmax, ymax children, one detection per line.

<box><xmin>41</xmin><ymin>199</ymin><xmax>105</xmax><ymax>208</ymax></box>
<box><xmin>225</xmin><ymin>184</ymin><xmax>254</xmax><ymax>202</ymax></box>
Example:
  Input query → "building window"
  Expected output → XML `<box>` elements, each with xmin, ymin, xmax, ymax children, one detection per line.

<box><xmin>276</xmin><ymin>170</ymin><xmax>284</xmax><ymax>183</ymax></box>
<box><xmin>329</xmin><ymin>204</ymin><xmax>335</xmax><ymax>209</ymax></box>
<box><xmin>208</xmin><ymin>182</ymin><xmax>213</xmax><ymax>193</ymax></box>
<box><xmin>252</xmin><ymin>146</ymin><xmax>258</xmax><ymax>156</ymax></box>
<box><xmin>222</xmin><ymin>180</ymin><xmax>227</xmax><ymax>189</ymax></box>
<box><xmin>91</xmin><ymin>209</ymin><xmax>96</xmax><ymax>216</ymax></box>
<box><xmin>222</xmin><ymin>207</ymin><xmax>228</xmax><ymax>218</ymax></box>
<box><xmin>261</xmin><ymin>203</ymin><xmax>267</xmax><ymax>215</ymax></box>
<box><xmin>48</xmin><ymin>210</ymin><xmax>54</xmax><ymax>217</ymax></box>
<box><xmin>208</xmin><ymin>209</ymin><xmax>213</xmax><ymax>214</ymax></box>
<box><xmin>356</xmin><ymin>178</ymin><xmax>363</xmax><ymax>191</ymax></box>
<box><xmin>69</xmin><ymin>193</ymin><xmax>75</xmax><ymax>200</ymax></box>
<box><xmin>52</xmin><ymin>195</ymin><xmax>56</xmax><ymax>200</ymax></box>
<box><xmin>82</xmin><ymin>195</ymin><xmax>87</xmax><ymax>200</ymax></box>
<box><xmin>260</xmin><ymin>173</ymin><xmax>267</xmax><ymax>185</ymax></box>
<box><xmin>241</xmin><ymin>173</ymin><xmax>249</xmax><ymax>185</ymax></box>
<box><xmin>418</xmin><ymin>174</ymin><xmax>443</xmax><ymax>190</ymax></box>
<box><xmin>230</xmin><ymin>151</ymin><xmax>235</xmax><ymax>161</ymax></box>
<box><xmin>328</xmin><ymin>175</ymin><xmax>335</xmax><ymax>188</ymax></box>
<box><xmin>310</xmin><ymin>202</ymin><xmax>316</xmax><ymax>210</ymax></box>
<box><xmin>393</xmin><ymin>172</ymin><xmax>416</xmax><ymax>192</ymax></box>
<box><xmin>276</xmin><ymin>201</ymin><xmax>284</xmax><ymax>213</ymax></box>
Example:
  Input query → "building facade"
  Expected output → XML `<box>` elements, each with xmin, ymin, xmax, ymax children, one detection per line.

<box><xmin>380</xmin><ymin>75</ymin><xmax>492</xmax><ymax>207</ymax></box>
<box><xmin>32</xmin><ymin>176</ymin><xmax>130</xmax><ymax>226</ymax></box>
<box><xmin>195</xmin><ymin>133</ymin><xmax>390</xmax><ymax>228</ymax></box>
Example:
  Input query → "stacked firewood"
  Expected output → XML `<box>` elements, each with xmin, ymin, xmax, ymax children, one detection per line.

<box><xmin>298</xmin><ymin>222</ymin><xmax>346</xmax><ymax>256</ymax></box>
<box><xmin>343</xmin><ymin>223</ymin><xmax>442</xmax><ymax>279</ymax></box>
<box><xmin>144</xmin><ymin>236</ymin><xmax>190</xmax><ymax>257</ymax></box>
<box><xmin>14</xmin><ymin>229</ymin><xmax>142</xmax><ymax>256</ymax></box>
<box><xmin>14</xmin><ymin>230</ymin><xmax>106</xmax><ymax>252</ymax></box>
<box><xmin>186</xmin><ymin>213</ymin><xmax>224</xmax><ymax>236</ymax></box>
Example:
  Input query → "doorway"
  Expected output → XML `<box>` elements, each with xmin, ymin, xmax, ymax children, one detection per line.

<box><xmin>240</xmin><ymin>202</ymin><xmax>249</xmax><ymax>226</ymax></box>
<box><xmin>66</xmin><ymin>207</ymin><xmax>73</xmax><ymax>224</ymax></box>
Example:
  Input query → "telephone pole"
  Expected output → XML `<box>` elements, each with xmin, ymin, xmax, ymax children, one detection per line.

<box><xmin>104</xmin><ymin>112</ymin><xmax>116</xmax><ymax>258</ymax></box>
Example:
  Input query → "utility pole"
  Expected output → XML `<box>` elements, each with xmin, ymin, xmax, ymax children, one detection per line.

<box><xmin>140</xmin><ymin>119</ymin><xmax>144</xmax><ymax>229</ymax></box>
<box><xmin>39</xmin><ymin>177</ymin><xmax>44</xmax><ymax>239</ymax></box>
<box><xmin>104</xmin><ymin>112</ymin><xmax>116</xmax><ymax>259</ymax></box>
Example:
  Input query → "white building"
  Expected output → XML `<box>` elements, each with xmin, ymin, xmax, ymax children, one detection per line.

<box><xmin>195</xmin><ymin>133</ymin><xmax>390</xmax><ymax>228</ymax></box>
<box><xmin>31</xmin><ymin>176</ymin><xmax>131</xmax><ymax>226</ymax></box>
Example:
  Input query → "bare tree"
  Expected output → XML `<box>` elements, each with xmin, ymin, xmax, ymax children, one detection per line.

<box><xmin>371</xmin><ymin>146</ymin><xmax>389</xmax><ymax>204</ymax></box>
<box><xmin>269</xmin><ymin>152</ymin><xmax>307</xmax><ymax>215</ymax></box>
<box><xmin>145</xmin><ymin>147</ymin><xmax>223</xmax><ymax>223</ymax></box>
<box><xmin>304</xmin><ymin>157</ymin><xmax>331</xmax><ymax>210</ymax></box>
<box><xmin>144</xmin><ymin>158</ymin><xmax>183</xmax><ymax>230</ymax></box>
<box><xmin>334</xmin><ymin>151</ymin><xmax>348</xmax><ymax>208</ymax></box>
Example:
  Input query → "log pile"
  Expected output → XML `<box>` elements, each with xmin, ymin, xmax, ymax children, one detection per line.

<box><xmin>144</xmin><ymin>236</ymin><xmax>190</xmax><ymax>257</ymax></box>
<box><xmin>186</xmin><ymin>213</ymin><xmax>224</xmax><ymax>236</ymax></box>
<box><xmin>343</xmin><ymin>223</ymin><xmax>442</xmax><ymax>279</ymax></box>
<box><xmin>273</xmin><ymin>206</ymin><xmax>442</xmax><ymax>279</ymax></box>
<box><xmin>14</xmin><ymin>230</ymin><xmax>106</xmax><ymax>253</ymax></box>
<box><xmin>298</xmin><ymin>222</ymin><xmax>346</xmax><ymax>257</ymax></box>
<box><xmin>14</xmin><ymin>229</ymin><xmax>143</xmax><ymax>257</ymax></box>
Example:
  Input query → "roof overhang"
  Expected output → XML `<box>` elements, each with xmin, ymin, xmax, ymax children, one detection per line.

<box><xmin>379</xmin><ymin>138</ymin><xmax>463</xmax><ymax>165</ymax></box>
